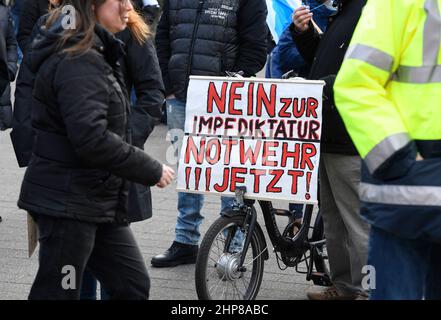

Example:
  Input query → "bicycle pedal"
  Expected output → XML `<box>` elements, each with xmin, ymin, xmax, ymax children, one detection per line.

<box><xmin>271</xmin><ymin>209</ymin><xmax>291</xmax><ymax>217</ymax></box>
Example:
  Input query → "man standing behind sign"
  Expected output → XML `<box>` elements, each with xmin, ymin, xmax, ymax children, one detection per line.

<box><xmin>290</xmin><ymin>0</ymin><xmax>369</xmax><ymax>299</ymax></box>
<box><xmin>152</xmin><ymin>0</ymin><xmax>268</xmax><ymax>267</ymax></box>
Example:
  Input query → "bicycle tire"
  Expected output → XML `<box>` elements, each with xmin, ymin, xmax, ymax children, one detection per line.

<box><xmin>195</xmin><ymin>215</ymin><xmax>265</xmax><ymax>300</ymax></box>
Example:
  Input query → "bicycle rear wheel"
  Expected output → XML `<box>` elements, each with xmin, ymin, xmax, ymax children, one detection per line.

<box><xmin>195</xmin><ymin>215</ymin><xmax>265</xmax><ymax>300</ymax></box>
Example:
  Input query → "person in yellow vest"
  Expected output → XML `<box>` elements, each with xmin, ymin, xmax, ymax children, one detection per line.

<box><xmin>334</xmin><ymin>0</ymin><xmax>441</xmax><ymax>299</ymax></box>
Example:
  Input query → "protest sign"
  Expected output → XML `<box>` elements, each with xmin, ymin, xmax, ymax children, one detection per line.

<box><xmin>177</xmin><ymin>76</ymin><xmax>324</xmax><ymax>203</ymax></box>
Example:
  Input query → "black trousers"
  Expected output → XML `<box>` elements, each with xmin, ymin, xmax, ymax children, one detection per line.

<box><xmin>29</xmin><ymin>214</ymin><xmax>150</xmax><ymax>300</ymax></box>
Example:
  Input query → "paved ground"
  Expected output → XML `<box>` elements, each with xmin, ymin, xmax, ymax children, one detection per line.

<box><xmin>0</xmin><ymin>122</ymin><xmax>312</xmax><ymax>300</ymax></box>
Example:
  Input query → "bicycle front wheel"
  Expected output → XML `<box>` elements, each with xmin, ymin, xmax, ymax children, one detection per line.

<box><xmin>195</xmin><ymin>215</ymin><xmax>265</xmax><ymax>300</ymax></box>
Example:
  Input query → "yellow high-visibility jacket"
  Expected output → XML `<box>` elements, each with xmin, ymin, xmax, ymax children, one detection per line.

<box><xmin>334</xmin><ymin>0</ymin><xmax>441</xmax><ymax>240</ymax></box>
<box><xmin>335</xmin><ymin>0</ymin><xmax>441</xmax><ymax>175</ymax></box>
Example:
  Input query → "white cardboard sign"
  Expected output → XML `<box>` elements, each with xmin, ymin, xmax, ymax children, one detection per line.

<box><xmin>177</xmin><ymin>76</ymin><xmax>324</xmax><ymax>203</ymax></box>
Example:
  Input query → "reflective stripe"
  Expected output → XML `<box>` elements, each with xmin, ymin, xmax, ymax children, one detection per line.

<box><xmin>360</xmin><ymin>182</ymin><xmax>441</xmax><ymax>207</ymax></box>
<box><xmin>424</xmin><ymin>0</ymin><xmax>441</xmax><ymax>65</ymax></box>
<box><xmin>393</xmin><ymin>64</ymin><xmax>441</xmax><ymax>83</ymax></box>
<box><xmin>345</xmin><ymin>44</ymin><xmax>394</xmax><ymax>73</ymax></box>
<box><xmin>391</xmin><ymin>0</ymin><xmax>441</xmax><ymax>83</ymax></box>
<box><xmin>365</xmin><ymin>133</ymin><xmax>411</xmax><ymax>174</ymax></box>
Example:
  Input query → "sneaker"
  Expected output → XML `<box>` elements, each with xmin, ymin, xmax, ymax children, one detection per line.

<box><xmin>151</xmin><ymin>241</ymin><xmax>198</xmax><ymax>268</ymax></box>
<box><xmin>306</xmin><ymin>286</ymin><xmax>358</xmax><ymax>300</ymax></box>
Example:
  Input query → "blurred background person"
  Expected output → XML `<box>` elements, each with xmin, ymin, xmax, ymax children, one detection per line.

<box><xmin>266</xmin><ymin>0</ymin><xmax>333</xmax><ymax>235</ymax></box>
<box><xmin>17</xmin><ymin>0</ymin><xmax>59</xmax><ymax>55</ymax></box>
<box><xmin>0</xmin><ymin>0</ymin><xmax>18</xmax><ymax>131</ymax></box>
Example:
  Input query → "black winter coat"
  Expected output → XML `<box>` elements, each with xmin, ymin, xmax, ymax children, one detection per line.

<box><xmin>156</xmin><ymin>0</ymin><xmax>268</xmax><ymax>102</ymax></box>
<box><xmin>0</xmin><ymin>4</ymin><xmax>17</xmax><ymax>130</ymax></box>
<box><xmin>291</xmin><ymin>0</ymin><xmax>366</xmax><ymax>155</ymax></box>
<box><xmin>10</xmin><ymin>15</ymin><xmax>42</xmax><ymax>167</ymax></box>
<box><xmin>116</xmin><ymin>29</ymin><xmax>165</xmax><ymax>222</ymax></box>
<box><xmin>117</xmin><ymin>29</ymin><xmax>164</xmax><ymax>147</ymax></box>
<box><xmin>18</xmin><ymin>20</ymin><xmax>163</xmax><ymax>224</ymax></box>
<box><xmin>17</xmin><ymin>0</ymin><xmax>49</xmax><ymax>55</ymax></box>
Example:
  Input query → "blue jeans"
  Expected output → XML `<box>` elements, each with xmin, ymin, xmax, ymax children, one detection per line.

<box><xmin>368</xmin><ymin>227</ymin><xmax>441</xmax><ymax>300</ymax></box>
<box><xmin>167</xmin><ymin>98</ymin><xmax>234</xmax><ymax>245</ymax></box>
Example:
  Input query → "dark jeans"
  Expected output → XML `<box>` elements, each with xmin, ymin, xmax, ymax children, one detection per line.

<box><xmin>368</xmin><ymin>227</ymin><xmax>441</xmax><ymax>300</ymax></box>
<box><xmin>29</xmin><ymin>214</ymin><xmax>150</xmax><ymax>300</ymax></box>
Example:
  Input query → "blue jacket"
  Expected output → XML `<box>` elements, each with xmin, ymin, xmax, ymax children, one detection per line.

<box><xmin>266</xmin><ymin>1</ymin><xmax>333</xmax><ymax>78</ymax></box>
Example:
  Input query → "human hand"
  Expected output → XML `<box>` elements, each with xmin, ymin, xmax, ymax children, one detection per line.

<box><xmin>156</xmin><ymin>164</ymin><xmax>175</xmax><ymax>188</ymax></box>
<box><xmin>292</xmin><ymin>6</ymin><xmax>313</xmax><ymax>33</ymax></box>
<box><xmin>166</xmin><ymin>94</ymin><xmax>176</xmax><ymax>100</ymax></box>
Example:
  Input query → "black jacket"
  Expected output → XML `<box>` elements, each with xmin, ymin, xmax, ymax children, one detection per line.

<box><xmin>291</xmin><ymin>0</ymin><xmax>366</xmax><ymax>155</ymax></box>
<box><xmin>17</xmin><ymin>0</ymin><xmax>49</xmax><ymax>55</ymax></box>
<box><xmin>116</xmin><ymin>29</ymin><xmax>165</xmax><ymax>222</ymax></box>
<box><xmin>117</xmin><ymin>29</ymin><xmax>164</xmax><ymax>147</ymax></box>
<box><xmin>18</xmin><ymin>19</ymin><xmax>163</xmax><ymax>224</ymax></box>
<box><xmin>156</xmin><ymin>0</ymin><xmax>268</xmax><ymax>102</ymax></box>
<box><xmin>10</xmin><ymin>14</ymin><xmax>43</xmax><ymax>167</ymax></box>
<box><xmin>0</xmin><ymin>4</ymin><xmax>18</xmax><ymax>131</ymax></box>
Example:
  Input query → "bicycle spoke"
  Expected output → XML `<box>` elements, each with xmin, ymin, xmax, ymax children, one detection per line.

<box><xmin>206</xmin><ymin>265</ymin><xmax>218</xmax><ymax>280</ymax></box>
<box><xmin>232</xmin><ymin>280</ymin><xmax>245</xmax><ymax>299</ymax></box>
<box><xmin>244</xmin><ymin>246</ymin><xmax>267</xmax><ymax>267</ymax></box>
<box><xmin>209</xmin><ymin>273</ymin><xmax>227</xmax><ymax>298</ymax></box>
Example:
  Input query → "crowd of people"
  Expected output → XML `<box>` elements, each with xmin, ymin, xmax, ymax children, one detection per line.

<box><xmin>0</xmin><ymin>0</ymin><xmax>440</xmax><ymax>300</ymax></box>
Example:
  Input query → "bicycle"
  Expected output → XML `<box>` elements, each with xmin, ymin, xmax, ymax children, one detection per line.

<box><xmin>195</xmin><ymin>186</ymin><xmax>331</xmax><ymax>300</ymax></box>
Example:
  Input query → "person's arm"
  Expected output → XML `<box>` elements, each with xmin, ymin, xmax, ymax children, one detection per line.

<box><xmin>17</xmin><ymin>0</ymin><xmax>42</xmax><ymax>55</ymax></box>
<box><xmin>54</xmin><ymin>52</ymin><xmax>163</xmax><ymax>186</ymax></box>
<box><xmin>334</xmin><ymin>0</ymin><xmax>413</xmax><ymax>179</ymax></box>
<box><xmin>127</xmin><ymin>34</ymin><xmax>165</xmax><ymax>148</ymax></box>
<box><xmin>233</xmin><ymin>0</ymin><xmax>268</xmax><ymax>76</ymax></box>
<box><xmin>155</xmin><ymin>0</ymin><xmax>173</xmax><ymax>96</ymax></box>
<box><xmin>6</xmin><ymin>9</ymin><xmax>18</xmax><ymax>81</ymax></box>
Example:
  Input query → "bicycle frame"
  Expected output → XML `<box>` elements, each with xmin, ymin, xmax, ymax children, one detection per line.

<box><xmin>223</xmin><ymin>186</ymin><xmax>331</xmax><ymax>287</ymax></box>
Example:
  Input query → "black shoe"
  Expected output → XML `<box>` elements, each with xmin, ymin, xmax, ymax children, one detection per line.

<box><xmin>151</xmin><ymin>241</ymin><xmax>198</xmax><ymax>267</ymax></box>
